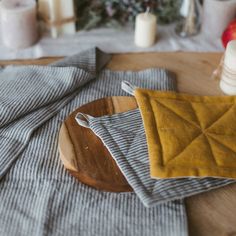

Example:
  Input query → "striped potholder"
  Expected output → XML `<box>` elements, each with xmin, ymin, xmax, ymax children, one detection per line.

<box><xmin>76</xmin><ymin>108</ymin><xmax>235</xmax><ymax>207</ymax></box>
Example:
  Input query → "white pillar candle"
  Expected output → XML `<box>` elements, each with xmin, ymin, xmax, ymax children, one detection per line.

<box><xmin>220</xmin><ymin>40</ymin><xmax>236</xmax><ymax>95</ymax></box>
<box><xmin>38</xmin><ymin>0</ymin><xmax>76</xmax><ymax>38</ymax></box>
<box><xmin>134</xmin><ymin>10</ymin><xmax>157</xmax><ymax>48</ymax></box>
<box><xmin>48</xmin><ymin>0</ymin><xmax>60</xmax><ymax>38</ymax></box>
<box><xmin>202</xmin><ymin>0</ymin><xmax>236</xmax><ymax>38</ymax></box>
<box><xmin>60</xmin><ymin>0</ymin><xmax>76</xmax><ymax>35</ymax></box>
<box><xmin>0</xmin><ymin>0</ymin><xmax>38</xmax><ymax>49</ymax></box>
<box><xmin>224</xmin><ymin>40</ymin><xmax>236</xmax><ymax>71</ymax></box>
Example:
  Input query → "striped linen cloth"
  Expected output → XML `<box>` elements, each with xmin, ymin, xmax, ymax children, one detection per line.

<box><xmin>0</xmin><ymin>48</ymin><xmax>188</xmax><ymax>236</ymax></box>
<box><xmin>76</xmin><ymin>95</ymin><xmax>235</xmax><ymax>208</ymax></box>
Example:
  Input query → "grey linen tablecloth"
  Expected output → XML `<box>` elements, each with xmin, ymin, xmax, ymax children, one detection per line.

<box><xmin>0</xmin><ymin>48</ymin><xmax>188</xmax><ymax>236</ymax></box>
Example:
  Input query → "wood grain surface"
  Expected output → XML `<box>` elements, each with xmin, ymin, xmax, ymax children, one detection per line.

<box><xmin>2</xmin><ymin>52</ymin><xmax>236</xmax><ymax>236</ymax></box>
<box><xmin>59</xmin><ymin>96</ymin><xmax>137</xmax><ymax>192</ymax></box>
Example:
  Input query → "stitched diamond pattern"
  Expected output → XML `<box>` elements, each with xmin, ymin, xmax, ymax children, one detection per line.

<box><xmin>134</xmin><ymin>89</ymin><xmax>236</xmax><ymax>179</ymax></box>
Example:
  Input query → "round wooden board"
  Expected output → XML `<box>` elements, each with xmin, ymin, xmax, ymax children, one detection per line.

<box><xmin>58</xmin><ymin>96</ymin><xmax>138</xmax><ymax>192</ymax></box>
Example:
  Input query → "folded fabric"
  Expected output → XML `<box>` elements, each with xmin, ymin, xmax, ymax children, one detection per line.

<box><xmin>134</xmin><ymin>88</ymin><xmax>236</xmax><ymax>179</ymax></box>
<box><xmin>0</xmin><ymin>48</ymin><xmax>110</xmax><ymax>179</ymax></box>
<box><xmin>76</xmin><ymin>109</ymin><xmax>235</xmax><ymax>207</ymax></box>
<box><xmin>0</xmin><ymin>48</ymin><xmax>188</xmax><ymax>236</ymax></box>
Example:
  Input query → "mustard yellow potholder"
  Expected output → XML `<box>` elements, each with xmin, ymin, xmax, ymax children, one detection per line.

<box><xmin>134</xmin><ymin>88</ymin><xmax>236</xmax><ymax>179</ymax></box>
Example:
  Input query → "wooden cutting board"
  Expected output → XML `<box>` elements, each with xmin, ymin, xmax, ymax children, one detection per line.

<box><xmin>58</xmin><ymin>96</ymin><xmax>137</xmax><ymax>192</ymax></box>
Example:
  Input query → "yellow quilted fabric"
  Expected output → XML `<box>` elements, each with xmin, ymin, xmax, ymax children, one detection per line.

<box><xmin>134</xmin><ymin>88</ymin><xmax>236</xmax><ymax>179</ymax></box>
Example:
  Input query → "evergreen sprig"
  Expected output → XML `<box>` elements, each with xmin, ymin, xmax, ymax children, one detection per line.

<box><xmin>75</xmin><ymin>0</ymin><xmax>181</xmax><ymax>30</ymax></box>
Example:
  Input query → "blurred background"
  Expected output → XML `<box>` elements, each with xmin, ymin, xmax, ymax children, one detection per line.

<box><xmin>0</xmin><ymin>0</ymin><xmax>236</xmax><ymax>60</ymax></box>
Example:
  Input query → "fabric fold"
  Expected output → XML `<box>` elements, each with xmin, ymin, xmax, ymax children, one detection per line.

<box><xmin>0</xmin><ymin>48</ymin><xmax>110</xmax><ymax>179</ymax></box>
<box><xmin>0</xmin><ymin>48</ymin><xmax>110</xmax><ymax>128</ymax></box>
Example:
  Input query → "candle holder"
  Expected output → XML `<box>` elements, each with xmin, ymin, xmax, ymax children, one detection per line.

<box><xmin>175</xmin><ymin>0</ymin><xmax>202</xmax><ymax>37</ymax></box>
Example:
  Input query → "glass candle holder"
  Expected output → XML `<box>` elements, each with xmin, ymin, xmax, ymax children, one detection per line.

<box><xmin>175</xmin><ymin>0</ymin><xmax>202</xmax><ymax>37</ymax></box>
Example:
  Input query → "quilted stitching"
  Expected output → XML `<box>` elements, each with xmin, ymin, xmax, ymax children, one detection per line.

<box><xmin>134</xmin><ymin>89</ymin><xmax>236</xmax><ymax>179</ymax></box>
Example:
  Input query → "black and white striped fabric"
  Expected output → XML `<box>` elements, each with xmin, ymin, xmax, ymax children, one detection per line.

<box><xmin>76</xmin><ymin>98</ymin><xmax>235</xmax><ymax>208</ymax></box>
<box><xmin>0</xmin><ymin>48</ymin><xmax>188</xmax><ymax>236</ymax></box>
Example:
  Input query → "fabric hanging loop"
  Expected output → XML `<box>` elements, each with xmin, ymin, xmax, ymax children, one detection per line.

<box><xmin>121</xmin><ymin>81</ymin><xmax>137</xmax><ymax>95</ymax></box>
<box><xmin>75</xmin><ymin>113</ymin><xmax>93</xmax><ymax>128</ymax></box>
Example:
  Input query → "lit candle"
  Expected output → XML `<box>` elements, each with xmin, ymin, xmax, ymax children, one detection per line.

<box><xmin>134</xmin><ymin>8</ymin><xmax>157</xmax><ymax>48</ymax></box>
<box><xmin>220</xmin><ymin>40</ymin><xmax>236</xmax><ymax>95</ymax></box>
<box><xmin>0</xmin><ymin>0</ymin><xmax>38</xmax><ymax>49</ymax></box>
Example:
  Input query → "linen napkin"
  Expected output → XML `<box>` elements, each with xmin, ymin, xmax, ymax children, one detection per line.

<box><xmin>0</xmin><ymin>48</ymin><xmax>111</xmax><ymax>179</ymax></box>
<box><xmin>0</xmin><ymin>48</ymin><xmax>188</xmax><ymax>236</ymax></box>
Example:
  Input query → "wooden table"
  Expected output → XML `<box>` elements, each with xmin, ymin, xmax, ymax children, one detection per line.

<box><xmin>1</xmin><ymin>52</ymin><xmax>236</xmax><ymax>236</ymax></box>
